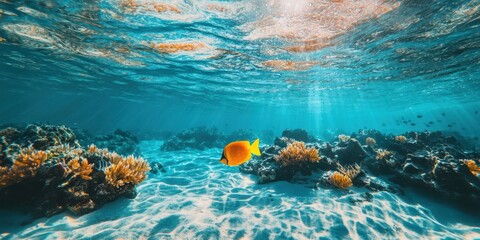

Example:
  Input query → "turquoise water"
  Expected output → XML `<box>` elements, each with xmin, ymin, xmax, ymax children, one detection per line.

<box><xmin>1</xmin><ymin>0</ymin><xmax>480</xmax><ymax>239</ymax></box>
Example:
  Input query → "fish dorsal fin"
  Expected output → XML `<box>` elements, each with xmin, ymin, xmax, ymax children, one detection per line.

<box><xmin>249</xmin><ymin>138</ymin><xmax>261</xmax><ymax>156</ymax></box>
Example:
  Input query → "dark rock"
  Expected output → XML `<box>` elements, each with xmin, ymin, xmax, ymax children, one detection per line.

<box><xmin>161</xmin><ymin>127</ymin><xmax>225</xmax><ymax>151</ymax></box>
<box><xmin>273</xmin><ymin>137</ymin><xmax>294</xmax><ymax>148</ymax></box>
<box><xmin>150</xmin><ymin>161</ymin><xmax>166</xmax><ymax>174</ymax></box>
<box><xmin>281</xmin><ymin>129</ymin><xmax>316</xmax><ymax>142</ymax></box>
<box><xmin>93</xmin><ymin>129</ymin><xmax>140</xmax><ymax>156</ymax></box>
<box><xmin>0</xmin><ymin>127</ymin><xmax>21</xmax><ymax>143</ymax></box>
<box><xmin>334</xmin><ymin>139</ymin><xmax>368</xmax><ymax>165</ymax></box>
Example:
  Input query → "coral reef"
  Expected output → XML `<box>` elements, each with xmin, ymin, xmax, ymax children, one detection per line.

<box><xmin>105</xmin><ymin>155</ymin><xmax>150</xmax><ymax>188</ymax></box>
<box><xmin>274</xmin><ymin>141</ymin><xmax>320</xmax><ymax>167</ymax></box>
<box><xmin>0</xmin><ymin>124</ymin><xmax>150</xmax><ymax>218</ymax></box>
<box><xmin>463</xmin><ymin>159</ymin><xmax>480</xmax><ymax>176</ymax></box>
<box><xmin>329</xmin><ymin>172</ymin><xmax>353</xmax><ymax>189</ymax></box>
<box><xmin>366</xmin><ymin>137</ymin><xmax>376</xmax><ymax>147</ymax></box>
<box><xmin>240</xmin><ymin>129</ymin><xmax>480</xmax><ymax>213</ymax></box>
<box><xmin>338</xmin><ymin>134</ymin><xmax>351</xmax><ymax>142</ymax></box>
<box><xmin>395</xmin><ymin>135</ymin><xmax>407</xmax><ymax>143</ymax></box>
<box><xmin>375</xmin><ymin>149</ymin><xmax>393</xmax><ymax>161</ymax></box>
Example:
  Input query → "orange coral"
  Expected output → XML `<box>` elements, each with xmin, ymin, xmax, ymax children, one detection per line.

<box><xmin>105</xmin><ymin>155</ymin><xmax>151</xmax><ymax>188</ymax></box>
<box><xmin>274</xmin><ymin>141</ymin><xmax>320</xmax><ymax>166</ymax></box>
<box><xmin>463</xmin><ymin>160</ymin><xmax>480</xmax><ymax>176</ymax></box>
<box><xmin>329</xmin><ymin>172</ymin><xmax>353</xmax><ymax>189</ymax></box>
<box><xmin>107</xmin><ymin>152</ymin><xmax>124</xmax><ymax>164</ymax></box>
<box><xmin>366</xmin><ymin>137</ymin><xmax>376</xmax><ymax>147</ymax></box>
<box><xmin>68</xmin><ymin>157</ymin><xmax>93</xmax><ymax>180</ymax></box>
<box><xmin>88</xmin><ymin>144</ymin><xmax>98</xmax><ymax>153</ymax></box>
<box><xmin>395</xmin><ymin>135</ymin><xmax>407</xmax><ymax>143</ymax></box>
<box><xmin>376</xmin><ymin>149</ymin><xmax>393</xmax><ymax>161</ymax></box>
<box><xmin>150</xmin><ymin>42</ymin><xmax>206</xmax><ymax>53</ymax></box>
<box><xmin>0</xmin><ymin>147</ymin><xmax>49</xmax><ymax>187</ymax></box>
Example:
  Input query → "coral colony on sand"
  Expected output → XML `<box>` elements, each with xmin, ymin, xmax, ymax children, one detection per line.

<box><xmin>239</xmin><ymin>129</ymin><xmax>480</xmax><ymax>213</ymax></box>
<box><xmin>0</xmin><ymin>124</ymin><xmax>150</xmax><ymax>218</ymax></box>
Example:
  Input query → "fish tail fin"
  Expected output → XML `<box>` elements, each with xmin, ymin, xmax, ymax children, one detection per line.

<box><xmin>250</xmin><ymin>138</ymin><xmax>261</xmax><ymax>156</ymax></box>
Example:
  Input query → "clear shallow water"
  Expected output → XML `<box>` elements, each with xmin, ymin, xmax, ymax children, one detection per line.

<box><xmin>0</xmin><ymin>0</ymin><xmax>479</xmax><ymax>134</ymax></box>
<box><xmin>1</xmin><ymin>0</ymin><xmax>480</xmax><ymax>239</ymax></box>
<box><xmin>2</xmin><ymin>141</ymin><xmax>479</xmax><ymax>239</ymax></box>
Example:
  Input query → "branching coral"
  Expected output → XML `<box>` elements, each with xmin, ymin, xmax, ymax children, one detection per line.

<box><xmin>105</xmin><ymin>155</ymin><xmax>151</xmax><ymax>188</ymax></box>
<box><xmin>274</xmin><ymin>141</ymin><xmax>320</xmax><ymax>166</ymax></box>
<box><xmin>395</xmin><ymin>135</ymin><xmax>407</xmax><ymax>143</ymax></box>
<box><xmin>0</xmin><ymin>147</ymin><xmax>49</xmax><ymax>187</ymax></box>
<box><xmin>67</xmin><ymin>157</ymin><xmax>94</xmax><ymax>181</ymax></box>
<box><xmin>329</xmin><ymin>172</ymin><xmax>353</xmax><ymax>189</ymax></box>
<box><xmin>463</xmin><ymin>160</ymin><xmax>480</xmax><ymax>176</ymax></box>
<box><xmin>366</xmin><ymin>137</ymin><xmax>376</xmax><ymax>147</ymax></box>
<box><xmin>337</xmin><ymin>163</ymin><xmax>361</xmax><ymax>180</ymax></box>
<box><xmin>376</xmin><ymin>149</ymin><xmax>393</xmax><ymax>161</ymax></box>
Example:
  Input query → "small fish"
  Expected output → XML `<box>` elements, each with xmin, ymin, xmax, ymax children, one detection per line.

<box><xmin>448</xmin><ymin>124</ymin><xmax>452</xmax><ymax>128</ymax></box>
<box><xmin>382</xmin><ymin>123</ymin><xmax>386</xmax><ymax>126</ymax></box>
<box><xmin>442</xmin><ymin>113</ymin><xmax>446</xmax><ymax>116</ymax></box>
<box><xmin>429</xmin><ymin>121</ymin><xmax>434</xmax><ymax>124</ymax></box>
<box><xmin>475</xmin><ymin>111</ymin><xmax>478</xmax><ymax>115</ymax></box>
<box><xmin>474</xmin><ymin>137</ymin><xmax>479</xmax><ymax>141</ymax></box>
<box><xmin>411</xmin><ymin>123</ymin><xmax>416</xmax><ymax>126</ymax></box>
<box><xmin>417</xmin><ymin>115</ymin><xmax>422</xmax><ymax>118</ymax></box>
<box><xmin>220</xmin><ymin>139</ymin><xmax>261</xmax><ymax>166</ymax></box>
<box><xmin>94</xmin><ymin>159</ymin><xmax>110</xmax><ymax>171</ymax></box>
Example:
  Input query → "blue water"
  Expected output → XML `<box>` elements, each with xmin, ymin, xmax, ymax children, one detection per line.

<box><xmin>1</xmin><ymin>0</ymin><xmax>480</xmax><ymax>239</ymax></box>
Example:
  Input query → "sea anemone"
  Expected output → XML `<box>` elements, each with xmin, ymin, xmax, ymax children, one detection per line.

<box><xmin>463</xmin><ymin>159</ymin><xmax>480</xmax><ymax>176</ymax></box>
<box><xmin>376</xmin><ymin>149</ymin><xmax>393</xmax><ymax>161</ymax></box>
<box><xmin>329</xmin><ymin>172</ymin><xmax>353</xmax><ymax>189</ymax></box>
<box><xmin>395</xmin><ymin>135</ymin><xmax>407</xmax><ymax>143</ymax></box>
<box><xmin>366</xmin><ymin>137</ymin><xmax>376</xmax><ymax>147</ymax></box>
<box><xmin>273</xmin><ymin>141</ymin><xmax>320</xmax><ymax>166</ymax></box>
<box><xmin>105</xmin><ymin>155</ymin><xmax>151</xmax><ymax>188</ymax></box>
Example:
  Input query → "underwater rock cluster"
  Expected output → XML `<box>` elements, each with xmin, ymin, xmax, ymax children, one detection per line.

<box><xmin>240</xmin><ymin>129</ymin><xmax>480</xmax><ymax>212</ymax></box>
<box><xmin>0</xmin><ymin>124</ymin><xmax>150</xmax><ymax>218</ymax></box>
<box><xmin>160</xmin><ymin>127</ymin><xmax>257</xmax><ymax>151</ymax></box>
<box><xmin>76</xmin><ymin>129</ymin><xmax>141</xmax><ymax>156</ymax></box>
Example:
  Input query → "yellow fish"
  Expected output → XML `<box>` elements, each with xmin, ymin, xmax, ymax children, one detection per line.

<box><xmin>219</xmin><ymin>139</ymin><xmax>261</xmax><ymax>166</ymax></box>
